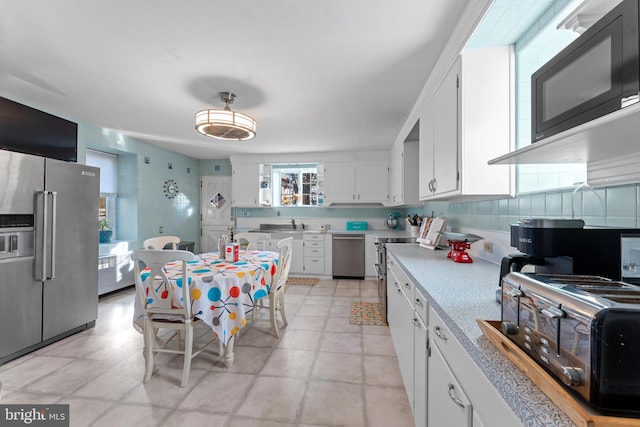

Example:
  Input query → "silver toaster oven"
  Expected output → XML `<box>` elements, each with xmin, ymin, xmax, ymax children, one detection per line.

<box><xmin>501</xmin><ymin>272</ymin><xmax>640</xmax><ymax>417</ymax></box>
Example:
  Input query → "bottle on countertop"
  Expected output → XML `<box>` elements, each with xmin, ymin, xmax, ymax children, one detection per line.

<box><xmin>218</xmin><ymin>234</ymin><xmax>228</xmax><ymax>259</ymax></box>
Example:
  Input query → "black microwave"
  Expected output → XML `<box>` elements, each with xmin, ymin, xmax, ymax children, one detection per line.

<box><xmin>531</xmin><ymin>0</ymin><xmax>640</xmax><ymax>142</ymax></box>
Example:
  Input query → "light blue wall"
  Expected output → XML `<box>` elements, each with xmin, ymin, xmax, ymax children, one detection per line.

<box><xmin>200</xmin><ymin>159</ymin><xmax>232</xmax><ymax>176</ymax></box>
<box><xmin>81</xmin><ymin>124</ymin><xmax>202</xmax><ymax>251</ymax></box>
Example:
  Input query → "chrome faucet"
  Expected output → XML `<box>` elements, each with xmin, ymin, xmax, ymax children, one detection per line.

<box><xmin>290</xmin><ymin>218</ymin><xmax>296</xmax><ymax>230</ymax></box>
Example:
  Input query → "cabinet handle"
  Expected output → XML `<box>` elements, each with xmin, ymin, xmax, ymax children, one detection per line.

<box><xmin>434</xmin><ymin>326</ymin><xmax>447</xmax><ymax>341</ymax></box>
<box><xmin>447</xmin><ymin>384</ymin><xmax>466</xmax><ymax>408</ymax></box>
<box><xmin>432</xmin><ymin>179</ymin><xmax>438</xmax><ymax>193</ymax></box>
<box><xmin>403</xmin><ymin>283</ymin><xmax>411</xmax><ymax>290</ymax></box>
<box><xmin>414</xmin><ymin>298</ymin><xmax>424</xmax><ymax>307</ymax></box>
<box><xmin>413</xmin><ymin>318</ymin><xmax>423</xmax><ymax>328</ymax></box>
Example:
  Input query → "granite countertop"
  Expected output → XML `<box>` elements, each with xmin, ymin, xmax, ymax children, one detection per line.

<box><xmin>386</xmin><ymin>243</ymin><xmax>576</xmax><ymax>427</ymax></box>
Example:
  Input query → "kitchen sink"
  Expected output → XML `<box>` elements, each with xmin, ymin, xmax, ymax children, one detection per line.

<box><xmin>259</xmin><ymin>223</ymin><xmax>297</xmax><ymax>231</ymax></box>
<box><xmin>253</xmin><ymin>224</ymin><xmax>324</xmax><ymax>235</ymax></box>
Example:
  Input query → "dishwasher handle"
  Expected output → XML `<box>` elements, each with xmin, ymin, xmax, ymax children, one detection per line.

<box><xmin>333</xmin><ymin>236</ymin><xmax>365</xmax><ymax>240</ymax></box>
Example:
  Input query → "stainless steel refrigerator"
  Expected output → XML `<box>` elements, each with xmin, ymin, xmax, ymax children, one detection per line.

<box><xmin>0</xmin><ymin>150</ymin><xmax>100</xmax><ymax>364</ymax></box>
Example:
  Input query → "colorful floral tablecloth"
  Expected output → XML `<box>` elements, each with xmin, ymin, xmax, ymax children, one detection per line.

<box><xmin>134</xmin><ymin>250</ymin><xmax>279</xmax><ymax>344</ymax></box>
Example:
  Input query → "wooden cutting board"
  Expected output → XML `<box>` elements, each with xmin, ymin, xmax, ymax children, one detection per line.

<box><xmin>477</xmin><ymin>319</ymin><xmax>640</xmax><ymax>427</ymax></box>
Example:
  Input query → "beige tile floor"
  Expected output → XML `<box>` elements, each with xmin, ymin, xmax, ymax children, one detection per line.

<box><xmin>0</xmin><ymin>278</ymin><xmax>414</xmax><ymax>427</ymax></box>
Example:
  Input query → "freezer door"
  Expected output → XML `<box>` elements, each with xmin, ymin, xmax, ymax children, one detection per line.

<box><xmin>0</xmin><ymin>258</ymin><xmax>43</xmax><ymax>361</ymax></box>
<box><xmin>42</xmin><ymin>159</ymin><xmax>100</xmax><ymax>341</ymax></box>
<box><xmin>0</xmin><ymin>151</ymin><xmax>44</xmax><ymax>213</ymax></box>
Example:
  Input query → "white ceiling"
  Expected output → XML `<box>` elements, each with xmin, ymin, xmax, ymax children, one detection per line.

<box><xmin>0</xmin><ymin>0</ymin><xmax>473</xmax><ymax>159</ymax></box>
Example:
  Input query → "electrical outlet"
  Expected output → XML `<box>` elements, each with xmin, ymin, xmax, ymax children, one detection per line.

<box><xmin>483</xmin><ymin>241</ymin><xmax>493</xmax><ymax>253</ymax></box>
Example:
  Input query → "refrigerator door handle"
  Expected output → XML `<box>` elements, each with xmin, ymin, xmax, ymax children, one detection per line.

<box><xmin>35</xmin><ymin>190</ymin><xmax>48</xmax><ymax>281</ymax></box>
<box><xmin>48</xmin><ymin>191</ymin><xmax>57</xmax><ymax>280</ymax></box>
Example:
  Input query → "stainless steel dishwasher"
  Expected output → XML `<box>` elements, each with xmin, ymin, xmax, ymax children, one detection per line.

<box><xmin>332</xmin><ymin>234</ymin><xmax>365</xmax><ymax>278</ymax></box>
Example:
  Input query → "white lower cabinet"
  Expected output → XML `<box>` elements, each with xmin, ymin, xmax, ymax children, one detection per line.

<box><xmin>428</xmin><ymin>343</ymin><xmax>472</xmax><ymax>427</ymax></box>
<box><xmin>303</xmin><ymin>233</ymin><xmax>326</xmax><ymax>275</ymax></box>
<box><xmin>365</xmin><ymin>234</ymin><xmax>376</xmax><ymax>278</ymax></box>
<box><xmin>387</xmin><ymin>255</ymin><xmax>427</xmax><ymax>427</ymax></box>
<box><xmin>429</xmin><ymin>306</ymin><xmax>522</xmax><ymax>427</ymax></box>
<box><xmin>472</xmin><ymin>411</ymin><xmax>486</xmax><ymax>427</ymax></box>
<box><xmin>291</xmin><ymin>238</ymin><xmax>304</xmax><ymax>274</ymax></box>
<box><xmin>413</xmin><ymin>310</ymin><xmax>428</xmax><ymax>427</ymax></box>
<box><xmin>387</xmin><ymin>253</ymin><xmax>523</xmax><ymax>427</ymax></box>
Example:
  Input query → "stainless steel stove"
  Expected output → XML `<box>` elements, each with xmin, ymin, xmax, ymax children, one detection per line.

<box><xmin>374</xmin><ymin>235</ymin><xmax>416</xmax><ymax>322</ymax></box>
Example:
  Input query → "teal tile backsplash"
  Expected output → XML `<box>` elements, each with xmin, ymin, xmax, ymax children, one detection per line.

<box><xmin>427</xmin><ymin>184</ymin><xmax>640</xmax><ymax>232</ymax></box>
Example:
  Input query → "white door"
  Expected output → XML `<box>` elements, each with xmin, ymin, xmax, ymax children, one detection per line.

<box><xmin>201</xmin><ymin>176</ymin><xmax>234</xmax><ymax>253</ymax></box>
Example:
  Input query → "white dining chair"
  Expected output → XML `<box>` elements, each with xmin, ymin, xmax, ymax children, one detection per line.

<box><xmin>263</xmin><ymin>236</ymin><xmax>293</xmax><ymax>337</ymax></box>
<box><xmin>143</xmin><ymin>235</ymin><xmax>180</xmax><ymax>250</ymax></box>
<box><xmin>132</xmin><ymin>249</ymin><xmax>222</xmax><ymax>387</ymax></box>
<box><xmin>234</xmin><ymin>232</ymin><xmax>270</xmax><ymax>250</ymax></box>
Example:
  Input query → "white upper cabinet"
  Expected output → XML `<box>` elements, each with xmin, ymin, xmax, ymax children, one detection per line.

<box><xmin>419</xmin><ymin>57</ymin><xmax>460</xmax><ymax>200</ymax></box>
<box><xmin>389</xmin><ymin>139</ymin><xmax>419</xmax><ymax>206</ymax></box>
<box><xmin>419</xmin><ymin>46</ymin><xmax>515</xmax><ymax>201</ymax></box>
<box><xmin>231</xmin><ymin>163</ymin><xmax>260</xmax><ymax>207</ymax></box>
<box><xmin>323</xmin><ymin>162</ymin><xmax>388</xmax><ymax>204</ymax></box>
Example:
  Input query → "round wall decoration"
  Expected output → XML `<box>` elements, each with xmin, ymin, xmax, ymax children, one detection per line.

<box><xmin>163</xmin><ymin>179</ymin><xmax>179</xmax><ymax>198</ymax></box>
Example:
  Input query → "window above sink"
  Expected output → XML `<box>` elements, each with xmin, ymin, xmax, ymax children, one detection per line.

<box><xmin>269</xmin><ymin>163</ymin><xmax>321</xmax><ymax>207</ymax></box>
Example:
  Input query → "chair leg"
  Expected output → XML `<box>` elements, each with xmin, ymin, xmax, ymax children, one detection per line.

<box><xmin>143</xmin><ymin>319</ymin><xmax>155</xmax><ymax>383</ymax></box>
<box><xmin>181</xmin><ymin>324</ymin><xmax>193</xmax><ymax>388</ymax></box>
<box><xmin>269</xmin><ymin>293</ymin><xmax>279</xmax><ymax>338</ymax></box>
<box><xmin>279</xmin><ymin>291</ymin><xmax>288</xmax><ymax>328</ymax></box>
<box><xmin>176</xmin><ymin>330</ymin><xmax>183</xmax><ymax>351</ymax></box>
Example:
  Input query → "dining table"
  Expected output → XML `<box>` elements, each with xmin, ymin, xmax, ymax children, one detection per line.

<box><xmin>133</xmin><ymin>249</ymin><xmax>280</xmax><ymax>368</ymax></box>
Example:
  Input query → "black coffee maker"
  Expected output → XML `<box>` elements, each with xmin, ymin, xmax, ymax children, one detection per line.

<box><xmin>497</xmin><ymin>218</ymin><xmax>640</xmax><ymax>301</ymax></box>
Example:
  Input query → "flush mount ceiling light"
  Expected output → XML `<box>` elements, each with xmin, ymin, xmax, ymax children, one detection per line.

<box><xmin>195</xmin><ymin>91</ymin><xmax>256</xmax><ymax>141</ymax></box>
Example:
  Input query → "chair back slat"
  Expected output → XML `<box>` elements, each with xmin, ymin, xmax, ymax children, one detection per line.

<box><xmin>133</xmin><ymin>249</ymin><xmax>196</xmax><ymax>318</ymax></box>
<box><xmin>234</xmin><ymin>232</ymin><xmax>270</xmax><ymax>251</ymax></box>
<box><xmin>272</xmin><ymin>237</ymin><xmax>293</xmax><ymax>293</ymax></box>
<box><xmin>143</xmin><ymin>236</ymin><xmax>180</xmax><ymax>250</ymax></box>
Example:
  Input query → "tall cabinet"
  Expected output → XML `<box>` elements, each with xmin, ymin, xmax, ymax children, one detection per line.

<box><xmin>389</xmin><ymin>139</ymin><xmax>419</xmax><ymax>206</ymax></box>
<box><xmin>419</xmin><ymin>46</ymin><xmax>514</xmax><ymax>201</ymax></box>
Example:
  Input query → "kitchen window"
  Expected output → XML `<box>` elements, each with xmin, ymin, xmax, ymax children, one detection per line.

<box><xmin>270</xmin><ymin>164</ymin><xmax>319</xmax><ymax>207</ymax></box>
<box><xmin>515</xmin><ymin>0</ymin><xmax>586</xmax><ymax>193</ymax></box>
<box><xmin>86</xmin><ymin>149</ymin><xmax>118</xmax><ymax>237</ymax></box>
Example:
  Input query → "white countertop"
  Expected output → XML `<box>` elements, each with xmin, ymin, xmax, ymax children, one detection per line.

<box><xmin>387</xmin><ymin>243</ymin><xmax>576</xmax><ymax>427</ymax></box>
